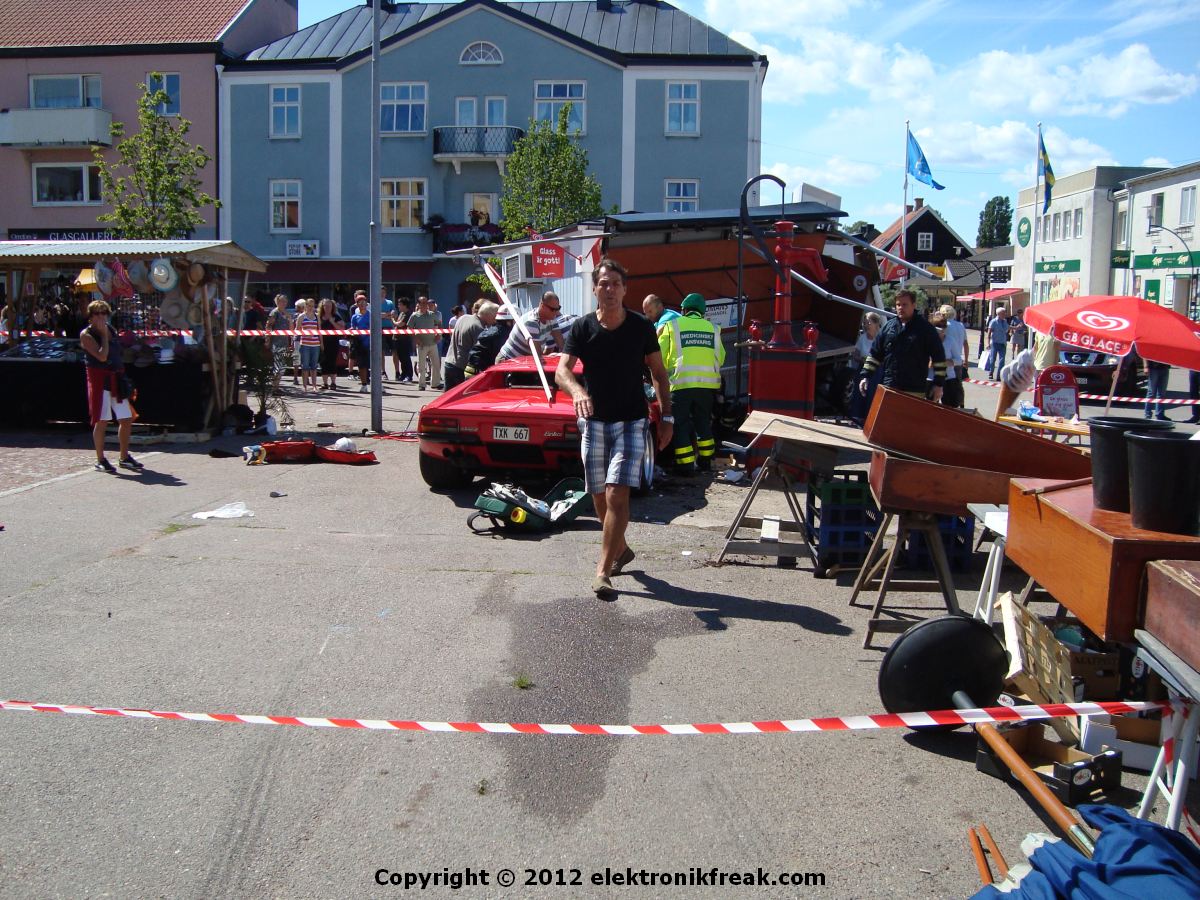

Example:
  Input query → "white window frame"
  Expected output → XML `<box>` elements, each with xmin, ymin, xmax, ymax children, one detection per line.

<box><xmin>381</xmin><ymin>177</ymin><xmax>427</xmax><ymax>232</ymax></box>
<box><xmin>534</xmin><ymin>81</ymin><xmax>585</xmax><ymax>134</ymax></box>
<box><xmin>460</xmin><ymin>41</ymin><xmax>502</xmax><ymax>65</ymax></box>
<box><xmin>1180</xmin><ymin>186</ymin><xmax>1196</xmax><ymax>227</ymax></box>
<box><xmin>32</xmin><ymin>162</ymin><xmax>103</xmax><ymax>206</ymax></box>
<box><xmin>269</xmin><ymin>179</ymin><xmax>301</xmax><ymax>233</ymax></box>
<box><xmin>147</xmin><ymin>72</ymin><xmax>180</xmax><ymax>116</ymax></box>
<box><xmin>1041</xmin><ymin>215</ymin><xmax>1050</xmax><ymax>242</ymax></box>
<box><xmin>1148</xmin><ymin>192</ymin><xmax>1165</xmax><ymax>229</ymax></box>
<box><xmin>455</xmin><ymin>97</ymin><xmax>477</xmax><ymax>126</ymax></box>
<box><xmin>664</xmin><ymin>179</ymin><xmax>699</xmax><ymax>213</ymax></box>
<box><xmin>30</xmin><ymin>74</ymin><xmax>101</xmax><ymax>109</ymax></box>
<box><xmin>484</xmin><ymin>96</ymin><xmax>506</xmax><ymax>126</ymax></box>
<box><xmin>1115</xmin><ymin>209</ymin><xmax>1129</xmax><ymax>248</ymax></box>
<box><xmin>917</xmin><ymin>232</ymin><xmax>933</xmax><ymax>252</ymax></box>
<box><xmin>1052</xmin><ymin>212</ymin><xmax>1061</xmax><ymax>241</ymax></box>
<box><xmin>665</xmin><ymin>81</ymin><xmax>700</xmax><ymax>135</ymax></box>
<box><xmin>380</xmin><ymin>82</ymin><xmax>428</xmax><ymax>135</ymax></box>
<box><xmin>465</xmin><ymin>192</ymin><xmax>497</xmax><ymax>224</ymax></box>
<box><xmin>1073</xmin><ymin>208</ymin><xmax>1084</xmax><ymax>239</ymax></box>
<box><xmin>270</xmin><ymin>84</ymin><xmax>301</xmax><ymax>139</ymax></box>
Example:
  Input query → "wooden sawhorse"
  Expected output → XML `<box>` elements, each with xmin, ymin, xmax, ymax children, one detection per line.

<box><xmin>715</xmin><ymin>437</ymin><xmax>817</xmax><ymax>569</ymax></box>
<box><xmin>848</xmin><ymin>508</ymin><xmax>960</xmax><ymax>649</ymax></box>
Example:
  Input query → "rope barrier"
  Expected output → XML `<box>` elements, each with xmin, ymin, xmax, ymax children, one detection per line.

<box><xmin>0</xmin><ymin>698</ymin><xmax>1169</xmax><ymax>737</ymax></box>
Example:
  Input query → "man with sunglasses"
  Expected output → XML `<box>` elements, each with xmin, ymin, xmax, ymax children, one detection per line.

<box><xmin>496</xmin><ymin>291</ymin><xmax>566</xmax><ymax>362</ymax></box>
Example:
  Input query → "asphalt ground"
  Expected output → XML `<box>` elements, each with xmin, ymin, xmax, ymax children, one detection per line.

<box><xmin>0</xmin><ymin>362</ymin><xmax>1196</xmax><ymax>899</ymax></box>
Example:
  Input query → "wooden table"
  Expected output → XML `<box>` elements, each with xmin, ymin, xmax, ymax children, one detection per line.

<box><xmin>998</xmin><ymin>415</ymin><xmax>1089</xmax><ymax>444</ymax></box>
<box><xmin>1006</xmin><ymin>479</ymin><xmax>1200</xmax><ymax>641</ymax></box>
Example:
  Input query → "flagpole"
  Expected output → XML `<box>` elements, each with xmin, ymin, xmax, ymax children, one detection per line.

<box><xmin>1029</xmin><ymin>122</ymin><xmax>1042</xmax><ymax>313</ymax></box>
<box><xmin>902</xmin><ymin>121</ymin><xmax>910</xmax><ymax>279</ymax></box>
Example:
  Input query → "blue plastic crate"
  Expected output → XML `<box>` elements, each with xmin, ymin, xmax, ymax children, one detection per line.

<box><xmin>904</xmin><ymin>514</ymin><xmax>975</xmax><ymax>571</ymax></box>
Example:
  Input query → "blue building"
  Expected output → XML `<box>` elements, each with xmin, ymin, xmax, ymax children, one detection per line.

<box><xmin>219</xmin><ymin>0</ymin><xmax>766</xmax><ymax>311</ymax></box>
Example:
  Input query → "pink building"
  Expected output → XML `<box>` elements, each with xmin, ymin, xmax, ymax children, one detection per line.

<box><xmin>0</xmin><ymin>0</ymin><xmax>296</xmax><ymax>242</ymax></box>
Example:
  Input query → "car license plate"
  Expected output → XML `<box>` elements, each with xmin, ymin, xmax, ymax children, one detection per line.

<box><xmin>492</xmin><ymin>425</ymin><xmax>530</xmax><ymax>442</ymax></box>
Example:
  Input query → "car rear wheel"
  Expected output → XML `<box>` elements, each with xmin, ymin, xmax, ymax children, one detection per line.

<box><xmin>419</xmin><ymin>451</ymin><xmax>472</xmax><ymax>489</ymax></box>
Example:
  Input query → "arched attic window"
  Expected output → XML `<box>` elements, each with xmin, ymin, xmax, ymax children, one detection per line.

<box><xmin>460</xmin><ymin>41</ymin><xmax>503</xmax><ymax>64</ymax></box>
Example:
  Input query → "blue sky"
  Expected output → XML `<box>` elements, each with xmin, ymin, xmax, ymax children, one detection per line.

<box><xmin>298</xmin><ymin>0</ymin><xmax>1200</xmax><ymax>246</ymax></box>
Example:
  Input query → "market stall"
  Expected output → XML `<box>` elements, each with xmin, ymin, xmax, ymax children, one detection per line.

<box><xmin>0</xmin><ymin>239</ymin><xmax>267</xmax><ymax>431</ymax></box>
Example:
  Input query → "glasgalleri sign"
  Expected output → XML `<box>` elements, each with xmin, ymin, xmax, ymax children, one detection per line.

<box><xmin>7</xmin><ymin>228</ymin><xmax>114</xmax><ymax>241</ymax></box>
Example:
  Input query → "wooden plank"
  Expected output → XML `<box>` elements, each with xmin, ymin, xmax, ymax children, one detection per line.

<box><xmin>864</xmin><ymin>387</ymin><xmax>1092</xmax><ymax>480</ymax></box>
<box><xmin>741</xmin><ymin>409</ymin><xmax>875</xmax><ymax>454</ymax></box>
<box><xmin>868</xmin><ymin>451</ymin><xmax>1011</xmax><ymax>516</ymax></box>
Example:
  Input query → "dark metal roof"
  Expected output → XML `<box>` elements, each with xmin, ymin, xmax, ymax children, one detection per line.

<box><xmin>242</xmin><ymin>0</ymin><xmax>762</xmax><ymax>67</ymax></box>
<box><xmin>605</xmin><ymin>203</ymin><xmax>846</xmax><ymax>232</ymax></box>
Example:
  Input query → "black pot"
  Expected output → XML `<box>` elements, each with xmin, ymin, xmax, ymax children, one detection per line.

<box><xmin>1088</xmin><ymin>416</ymin><xmax>1174</xmax><ymax>512</ymax></box>
<box><xmin>1126</xmin><ymin>431</ymin><xmax>1200</xmax><ymax>535</ymax></box>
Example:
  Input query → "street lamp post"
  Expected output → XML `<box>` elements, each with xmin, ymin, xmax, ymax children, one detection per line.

<box><xmin>955</xmin><ymin>247</ymin><xmax>990</xmax><ymax>354</ymax></box>
<box><xmin>1146</xmin><ymin>209</ymin><xmax>1198</xmax><ymax>320</ymax></box>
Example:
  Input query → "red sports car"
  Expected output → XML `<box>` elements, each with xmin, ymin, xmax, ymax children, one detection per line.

<box><xmin>417</xmin><ymin>354</ymin><xmax>658</xmax><ymax>489</ymax></box>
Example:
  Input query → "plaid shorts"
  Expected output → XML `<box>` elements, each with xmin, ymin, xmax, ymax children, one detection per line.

<box><xmin>580</xmin><ymin>417</ymin><xmax>651</xmax><ymax>494</ymax></box>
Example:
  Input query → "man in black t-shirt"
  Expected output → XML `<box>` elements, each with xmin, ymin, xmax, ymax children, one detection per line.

<box><xmin>556</xmin><ymin>258</ymin><xmax>674</xmax><ymax>598</ymax></box>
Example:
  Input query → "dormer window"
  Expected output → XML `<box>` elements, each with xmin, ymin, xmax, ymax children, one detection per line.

<box><xmin>460</xmin><ymin>41</ymin><xmax>502</xmax><ymax>65</ymax></box>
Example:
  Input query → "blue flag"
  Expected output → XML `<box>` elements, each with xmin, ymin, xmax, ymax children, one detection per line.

<box><xmin>906</xmin><ymin>130</ymin><xmax>945</xmax><ymax>191</ymax></box>
<box><xmin>1038</xmin><ymin>131</ymin><xmax>1056</xmax><ymax>214</ymax></box>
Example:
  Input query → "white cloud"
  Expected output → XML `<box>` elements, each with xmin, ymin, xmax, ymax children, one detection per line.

<box><xmin>765</xmin><ymin>156</ymin><xmax>881</xmax><ymax>190</ymax></box>
<box><xmin>862</xmin><ymin>202</ymin><xmax>902</xmax><ymax>220</ymax></box>
<box><xmin>698</xmin><ymin>0</ymin><xmax>863</xmax><ymax>35</ymax></box>
<box><xmin>744</xmin><ymin>28</ymin><xmax>935</xmax><ymax>112</ymax></box>
<box><xmin>966</xmin><ymin>43</ymin><xmax>1197</xmax><ymax>118</ymax></box>
<box><xmin>1143</xmin><ymin>156</ymin><xmax>1172</xmax><ymax>167</ymax></box>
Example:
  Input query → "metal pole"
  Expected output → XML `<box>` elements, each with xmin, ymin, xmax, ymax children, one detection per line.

<box><xmin>1147</xmin><ymin>221</ymin><xmax>1196</xmax><ymax>317</ymax></box>
<box><xmin>369</xmin><ymin>0</ymin><xmax>383</xmax><ymax>432</ymax></box>
<box><xmin>1028</xmin><ymin>123</ymin><xmax>1042</xmax><ymax>314</ymax></box>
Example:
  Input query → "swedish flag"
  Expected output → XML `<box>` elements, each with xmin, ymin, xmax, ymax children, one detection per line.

<box><xmin>1038</xmin><ymin>132</ymin><xmax>1055</xmax><ymax>214</ymax></box>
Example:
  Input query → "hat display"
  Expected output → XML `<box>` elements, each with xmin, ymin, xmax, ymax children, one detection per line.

<box><xmin>186</xmin><ymin>300</ymin><xmax>205</xmax><ymax>327</ymax></box>
<box><xmin>681</xmin><ymin>292</ymin><xmax>706</xmax><ymax>314</ymax></box>
<box><xmin>109</xmin><ymin>259</ymin><xmax>134</xmax><ymax>300</ymax></box>
<box><xmin>149</xmin><ymin>258</ymin><xmax>178</xmax><ymax>292</ymax></box>
<box><xmin>187</xmin><ymin>262</ymin><xmax>206</xmax><ymax>286</ymax></box>
<box><xmin>159</xmin><ymin>288</ymin><xmax>188</xmax><ymax>328</ymax></box>
<box><xmin>94</xmin><ymin>260</ymin><xmax>115</xmax><ymax>298</ymax></box>
<box><xmin>126</xmin><ymin>260</ymin><xmax>153</xmax><ymax>293</ymax></box>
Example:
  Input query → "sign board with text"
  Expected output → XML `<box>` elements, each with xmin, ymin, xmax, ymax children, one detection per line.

<box><xmin>532</xmin><ymin>243</ymin><xmax>564</xmax><ymax>279</ymax></box>
<box><xmin>286</xmin><ymin>240</ymin><xmax>320</xmax><ymax>258</ymax></box>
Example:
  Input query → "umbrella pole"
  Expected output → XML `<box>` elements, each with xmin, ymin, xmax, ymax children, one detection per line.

<box><xmin>1104</xmin><ymin>364</ymin><xmax>1119</xmax><ymax>414</ymax></box>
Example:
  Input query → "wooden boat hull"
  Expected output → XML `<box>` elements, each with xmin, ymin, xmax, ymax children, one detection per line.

<box><xmin>869</xmin><ymin>451</ymin><xmax>1011</xmax><ymax>516</ymax></box>
<box><xmin>863</xmin><ymin>387</ymin><xmax>1091</xmax><ymax>481</ymax></box>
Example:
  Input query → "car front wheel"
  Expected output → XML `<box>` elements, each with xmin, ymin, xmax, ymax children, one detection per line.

<box><xmin>419</xmin><ymin>451</ymin><xmax>472</xmax><ymax>489</ymax></box>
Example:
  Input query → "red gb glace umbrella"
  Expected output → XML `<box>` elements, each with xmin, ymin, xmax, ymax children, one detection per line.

<box><xmin>1024</xmin><ymin>295</ymin><xmax>1200</xmax><ymax>411</ymax></box>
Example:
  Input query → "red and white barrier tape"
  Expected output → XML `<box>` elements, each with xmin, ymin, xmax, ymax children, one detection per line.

<box><xmin>0</xmin><ymin>698</ymin><xmax>1167</xmax><ymax>736</ymax></box>
<box><xmin>14</xmin><ymin>328</ymin><xmax>451</xmax><ymax>337</ymax></box>
<box><xmin>963</xmin><ymin>376</ymin><xmax>1199</xmax><ymax>405</ymax></box>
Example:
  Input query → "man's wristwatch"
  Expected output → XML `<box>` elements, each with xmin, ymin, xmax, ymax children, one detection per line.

<box><xmin>661</xmin><ymin>415</ymin><xmax>675</xmax><ymax>424</ymax></box>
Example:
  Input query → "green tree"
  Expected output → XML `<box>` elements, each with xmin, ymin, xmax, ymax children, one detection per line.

<box><xmin>499</xmin><ymin>104</ymin><xmax>606</xmax><ymax>240</ymax></box>
<box><xmin>92</xmin><ymin>74</ymin><xmax>219</xmax><ymax>238</ymax></box>
<box><xmin>976</xmin><ymin>195</ymin><xmax>1013</xmax><ymax>248</ymax></box>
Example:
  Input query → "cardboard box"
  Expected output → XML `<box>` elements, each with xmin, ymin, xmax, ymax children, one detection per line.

<box><xmin>1079</xmin><ymin>715</ymin><xmax>1197</xmax><ymax>779</ymax></box>
<box><xmin>976</xmin><ymin>721</ymin><xmax>1122</xmax><ymax>805</ymax></box>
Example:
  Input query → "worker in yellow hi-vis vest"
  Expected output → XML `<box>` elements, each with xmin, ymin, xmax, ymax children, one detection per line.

<box><xmin>657</xmin><ymin>293</ymin><xmax>725</xmax><ymax>475</ymax></box>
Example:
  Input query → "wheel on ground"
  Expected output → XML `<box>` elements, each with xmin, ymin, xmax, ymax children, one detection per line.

<box><xmin>419</xmin><ymin>451</ymin><xmax>471</xmax><ymax>489</ymax></box>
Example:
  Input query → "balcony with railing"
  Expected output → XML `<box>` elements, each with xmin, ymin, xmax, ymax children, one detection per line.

<box><xmin>0</xmin><ymin>106</ymin><xmax>113</xmax><ymax>147</ymax></box>
<box><xmin>432</xmin><ymin>222</ymin><xmax>506</xmax><ymax>254</ymax></box>
<box><xmin>432</xmin><ymin>125</ymin><xmax>524</xmax><ymax>173</ymax></box>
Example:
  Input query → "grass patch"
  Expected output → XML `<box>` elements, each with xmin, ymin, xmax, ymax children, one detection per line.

<box><xmin>512</xmin><ymin>673</ymin><xmax>534</xmax><ymax>690</ymax></box>
<box><xmin>160</xmin><ymin>522</ymin><xmax>198</xmax><ymax>535</ymax></box>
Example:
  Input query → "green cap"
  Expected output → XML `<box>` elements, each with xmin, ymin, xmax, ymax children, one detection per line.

<box><xmin>681</xmin><ymin>292</ymin><xmax>706</xmax><ymax>314</ymax></box>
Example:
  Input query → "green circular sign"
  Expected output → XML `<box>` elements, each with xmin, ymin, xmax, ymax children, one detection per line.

<box><xmin>1017</xmin><ymin>217</ymin><xmax>1032</xmax><ymax>247</ymax></box>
